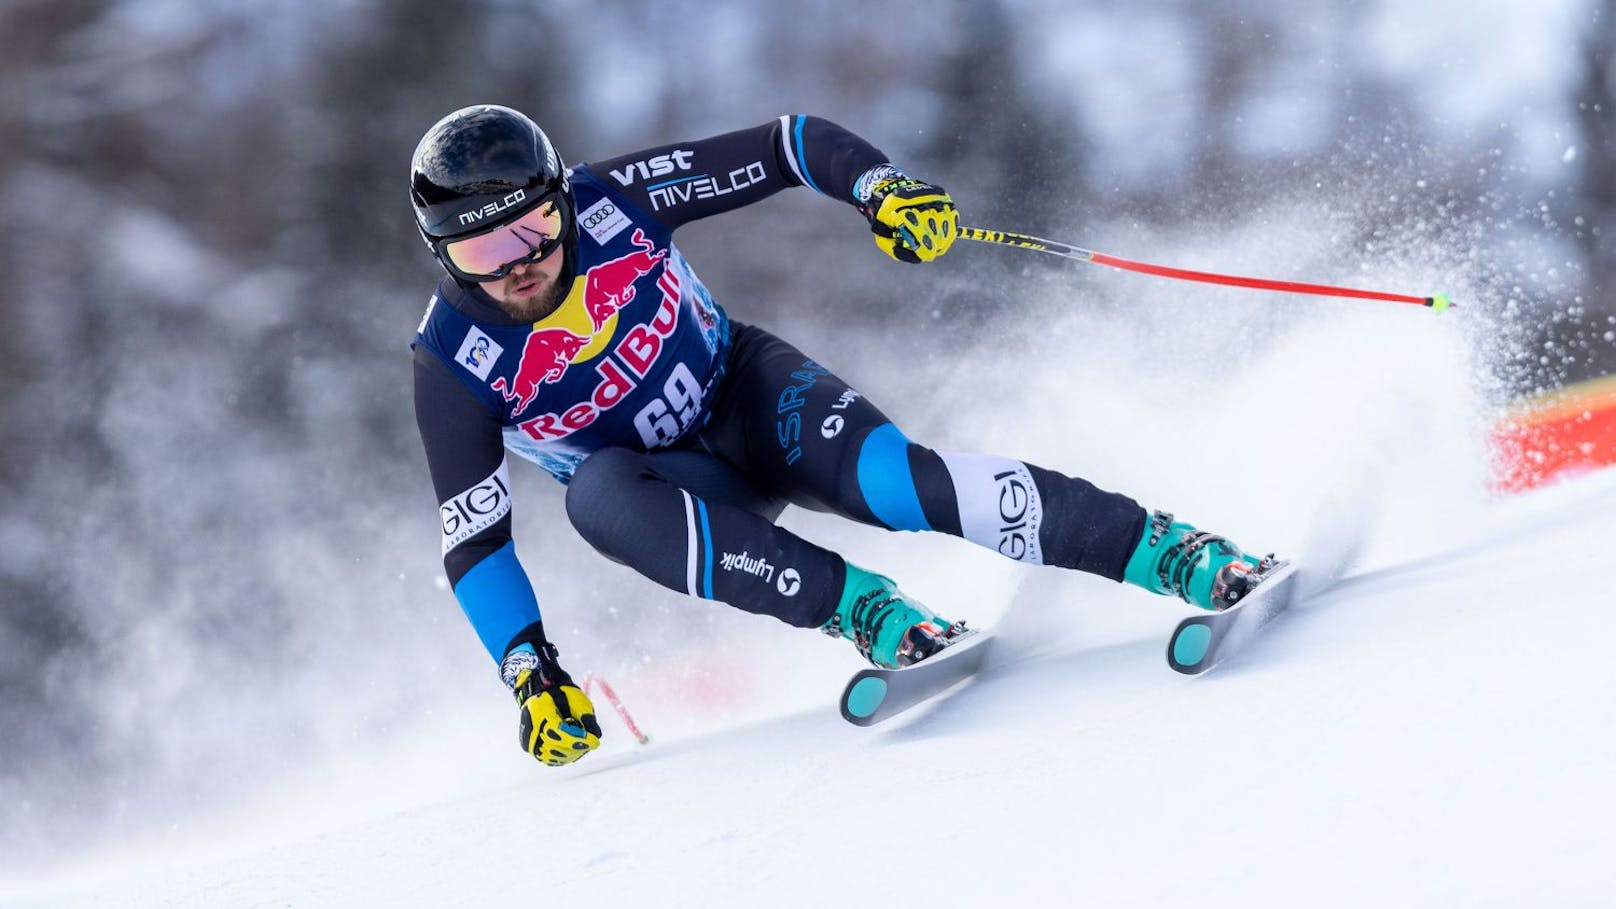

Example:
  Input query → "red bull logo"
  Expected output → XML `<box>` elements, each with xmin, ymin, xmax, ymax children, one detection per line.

<box><xmin>583</xmin><ymin>229</ymin><xmax>666</xmax><ymax>331</ymax></box>
<box><xmin>491</xmin><ymin>328</ymin><xmax>590</xmax><ymax>415</ymax></box>
<box><xmin>491</xmin><ymin>228</ymin><xmax>671</xmax><ymax>418</ymax></box>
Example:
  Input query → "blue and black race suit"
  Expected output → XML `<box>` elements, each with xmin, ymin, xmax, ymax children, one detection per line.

<box><xmin>412</xmin><ymin>116</ymin><xmax>1146</xmax><ymax>666</ymax></box>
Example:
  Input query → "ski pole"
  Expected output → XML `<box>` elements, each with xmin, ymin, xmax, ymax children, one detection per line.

<box><xmin>581</xmin><ymin>673</ymin><xmax>651</xmax><ymax>745</ymax></box>
<box><xmin>959</xmin><ymin>225</ymin><xmax>1452</xmax><ymax>311</ymax></box>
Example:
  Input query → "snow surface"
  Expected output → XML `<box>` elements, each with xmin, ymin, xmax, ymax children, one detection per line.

<box><xmin>9</xmin><ymin>444</ymin><xmax>1615</xmax><ymax>906</ymax></box>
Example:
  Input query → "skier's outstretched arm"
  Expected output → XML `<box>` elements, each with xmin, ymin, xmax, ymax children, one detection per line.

<box><xmin>588</xmin><ymin>114</ymin><xmax>957</xmax><ymax>261</ymax></box>
<box><xmin>412</xmin><ymin>346</ymin><xmax>602</xmax><ymax>766</ymax></box>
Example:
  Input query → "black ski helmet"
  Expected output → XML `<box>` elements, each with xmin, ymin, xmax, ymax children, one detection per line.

<box><xmin>410</xmin><ymin>104</ymin><xmax>578</xmax><ymax>288</ymax></box>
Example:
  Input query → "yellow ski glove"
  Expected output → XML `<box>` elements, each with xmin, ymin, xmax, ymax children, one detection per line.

<box><xmin>504</xmin><ymin>642</ymin><xmax>603</xmax><ymax>766</ymax></box>
<box><xmin>855</xmin><ymin>165</ymin><xmax>958</xmax><ymax>263</ymax></box>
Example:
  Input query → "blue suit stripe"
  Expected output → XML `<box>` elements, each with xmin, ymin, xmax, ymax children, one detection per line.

<box><xmin>452</xmin><ymin>541</ymin><xmax>541</xmax><ymax>661</ymax></box>
<box><xmin>697</xmin><ymin>498</ymin><xmax>715</xmax><ymax>598</ymax></box>
<box><xmin>856</xmin><ymin>423</ymin><xmax>932</xmax><ymax>532</ymax></box>
<box><xmin>792</xmin><ymin>116</ymin><xmax>825</xmax><ymax>195</ymax></box>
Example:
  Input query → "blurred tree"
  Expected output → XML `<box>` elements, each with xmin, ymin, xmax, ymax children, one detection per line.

<box><xmin>0</xmin><ymin>0</ymin><xmax>117</xmax><ymax>865</ymax></box>
<box><xmin>1575</xmin><ymin>0</ymin><xmax>1615</xmax><ymax>305</ymax></box>
<box><xmin>916</xmin><ymin>0</ymin><xmax>1096</xmax><ymax>323</ymax></box>
<box><xmin>1184</xmin><ymin>5</ymin><xmax>1265</xmax><ymax>205</ymax></box>
<box><xmin>927</xmin><ymin>0</ymin><xmax>1091</xmax><ymax>232</ymax></box>
<box><xmin>1558</xmin><ymin>0</ymin><xmax>1616</xmax><ymax>380</ymax></box>
<box><xmin>0</xmin><ymin>0</ymin><xmax>112</xmax><ymax>452</ymax></box>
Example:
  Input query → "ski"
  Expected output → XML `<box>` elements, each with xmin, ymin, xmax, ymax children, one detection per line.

<box><xmin>1166</xmin><ymin>562</ymin><xmax>1301</xmax><ymax>674</ymax></box>
<box><xmin>839</xmin><ymin>630</ymin><xmax>993</xmax><ymax>726</ymax></box>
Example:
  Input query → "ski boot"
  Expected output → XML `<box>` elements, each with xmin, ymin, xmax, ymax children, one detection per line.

<box><xmin>820</xmin><ymin>563</ymin><xmax>966</xmax><ymax>669</ymax></box>
<box><xmin>1123</xmin><ymin>510</ymin><xmax>1279</xmax><ymax>611</ymax></box>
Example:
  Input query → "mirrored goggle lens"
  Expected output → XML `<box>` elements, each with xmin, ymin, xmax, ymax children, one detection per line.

<box><xmin>442</xmin><ymin>200</ymin><xmax>564</xmax><ymax>279</ymax></box>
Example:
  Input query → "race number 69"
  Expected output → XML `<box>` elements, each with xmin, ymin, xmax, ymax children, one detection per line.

<box><xmin>632</xmin><ymin>362</ymin><xmax>702</xmax><ymax>447</ymax></box>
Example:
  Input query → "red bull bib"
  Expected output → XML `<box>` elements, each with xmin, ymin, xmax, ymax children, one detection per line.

<box><xmin>414</xmin><ymin>168</ymin><xmax>730</xmax><ymax>481</ymax></box>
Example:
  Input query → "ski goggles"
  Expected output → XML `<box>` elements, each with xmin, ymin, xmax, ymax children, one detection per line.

<box><xmin>434</xmin><ymin>193</ymin><xmax>569</xmax><ymax>282</ymax></box>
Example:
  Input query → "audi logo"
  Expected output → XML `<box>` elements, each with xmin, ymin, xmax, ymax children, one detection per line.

<box><xmin>582</xmin><ymin>204</ymin><xmax>618</xmax><ymax>229</ymax></box>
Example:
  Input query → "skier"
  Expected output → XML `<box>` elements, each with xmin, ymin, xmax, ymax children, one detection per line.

<box><xmin>410</xmin><ymin>105</ymin><xmax>1277</xmax><ymax>766</ymax></box>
